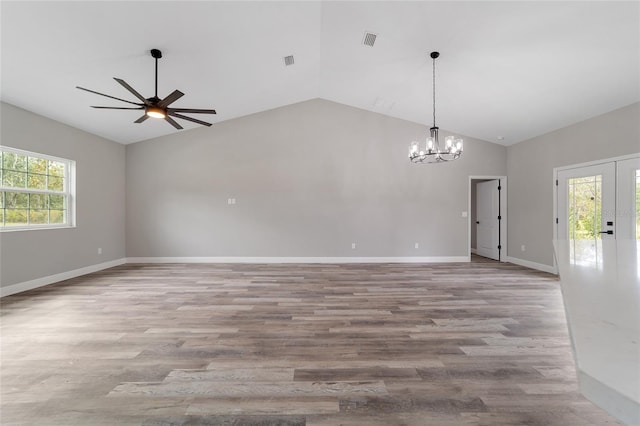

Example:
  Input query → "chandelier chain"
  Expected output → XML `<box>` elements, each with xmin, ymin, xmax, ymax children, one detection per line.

<box><xmin>432</xmin><ymin>55</ymin><xmax>436</xmax><ymax>128</ymax></box>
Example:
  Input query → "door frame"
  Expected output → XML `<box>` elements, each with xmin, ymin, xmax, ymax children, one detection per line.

<box><xmin>616</xmin><ymin>157</ymin><xmax>640</xmax><ymax>239</ymax></box>
<box><xmin>468</xmin><ymin>175</ymin><xmax>507</xmax><ymax>261</ymax></box>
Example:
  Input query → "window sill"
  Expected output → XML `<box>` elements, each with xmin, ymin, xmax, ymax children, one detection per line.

<box><xmin>0</xmin><ymin>224</ymin><xmax>76</xmax><ymax>232</ymax></box>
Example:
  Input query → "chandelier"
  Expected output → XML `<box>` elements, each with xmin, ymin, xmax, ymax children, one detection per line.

<box><xmin>409</xmin><ymin>52</ymin><xmax>463</xmax><ymax>163</ymax></box>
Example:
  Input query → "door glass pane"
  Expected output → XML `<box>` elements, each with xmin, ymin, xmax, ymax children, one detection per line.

<box><xmin>569</xmin><ymin>175</ymin><xmax>602</xmax><ymax>240</ymax></box>
<box><xmin>568</xmin><ymin>175</ymin><xmax>602</xmax><ymax>264</ymax></box>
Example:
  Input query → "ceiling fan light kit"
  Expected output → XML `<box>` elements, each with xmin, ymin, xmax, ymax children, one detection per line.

<box><xmin>409</xmin><ymin>51</ymin><xmax>463</xmax><ymax>164</ymax></box>
<box><xmin>76</xmin><ymin>49</ymin><xmax>217</xmax><ymax>129</ymax></box>
<box><xmin>146</xmin><ymin>106</ymin><xmax>166</xmax><ymax>119</ymax></box>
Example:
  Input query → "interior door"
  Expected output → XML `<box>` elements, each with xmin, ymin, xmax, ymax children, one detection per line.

<box><xmin>557</xmin><ymin>162</ymin><xmax>616</xmax><ymax>242</ymax></box>
<box><xmin>476</xmin><ymin>180</ymin><xmax>500</xmax><ymax>260</ymax></box>
<box><xmin>616</xmin><ymin>157</ymin><xmax>640</xmax><ymax>239</ymax></box>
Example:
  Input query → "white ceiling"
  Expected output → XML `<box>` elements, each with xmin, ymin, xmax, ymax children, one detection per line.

<box><xmin>1</xmin><ymin>1</ymin><xmax>638</xmax><ymax>145</ymax></box>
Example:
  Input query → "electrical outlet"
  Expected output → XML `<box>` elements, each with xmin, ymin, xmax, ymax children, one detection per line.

<box><xmin>461</xmin><ymin>211</ymin><xmax>468</xmax><ymax>218</ymax></box>
<box><xmin>228</xmin><ymin>198</ymin><xmax>237</xmax><ymax>205</ymax></box>
<box><xmin>97</xmin><ymin>247</ymin><xmax>102</xmax><ymax>255</ymax></box>
<box><xmin>351</xmin><ymin>243</ymin><xmax>357</xmax><ymax>249</ymax></box>
<box><xmin>414</xmin><ymin>243</ymin><xmax>419</xmax><ymax>249</ymax></box>
<box><xmin>521</xmin><ymin>245</ymin><xmax>526</xmax><ymax>252</ymax></box>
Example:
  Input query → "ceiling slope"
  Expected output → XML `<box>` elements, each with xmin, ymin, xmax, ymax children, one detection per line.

<box><xmin>1</xmin><ymin>1</ymin><xmax>638</xmax><ymax>145</ymax></box>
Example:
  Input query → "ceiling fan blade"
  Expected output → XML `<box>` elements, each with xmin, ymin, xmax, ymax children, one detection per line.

<box><xmin>91</xmin><ymin>106</ymin><xmax>144</xmax><ymax>110</ymax></box>
<box><xmin>169</xmin><ymin>108</ymin><xmax>217</xmax><ymax>114</ymax></box>
<box><xmin>76</xmin><ymin>86</ymin><xmax>142</xmax><ymax>106</ymax></box>
<box><xmin>134</xmin><ymin>115</ymin><xmax>149</xmax><ymax>124</ymax></box>
<box><xmin>169</xmin><ymin>112</ymin><xmax>213</xmax><ymax>127</ymax></box>
<box><xmin>164</xmin><ymin>116</ymin><xmax>183</xmax><ymax>130</ymax></box>
<box><xmin>157</xmin><ymin>90</ymin><xmax>184</xmax><ymax>108</ymax></box>
<box><xmin>114</xmin><ymin>78</ymin><xmax>150</xmax><ymax>105</ymax></box>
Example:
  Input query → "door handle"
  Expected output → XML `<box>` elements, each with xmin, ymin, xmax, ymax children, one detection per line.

<box><xmin>598</xmin><ymin>230</ymin><xmax>614</xmax><ymax>235</ymax></box>
<box><xmin>476</xmin><ymin>221</ymin><xmax>480</xmax><ymax>224</ymax></box>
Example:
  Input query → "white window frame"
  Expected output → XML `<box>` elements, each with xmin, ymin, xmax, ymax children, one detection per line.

<box><xmin>0</xmin><ymin>146</ymin><xmax>76</xmax><ymax>231</ymax></box>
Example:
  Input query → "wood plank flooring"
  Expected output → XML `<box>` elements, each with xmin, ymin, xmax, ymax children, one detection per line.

<box><xmin>0</xmin><ymin>259</ymin><xmax>620</xmax><ymax>425</ymax></box>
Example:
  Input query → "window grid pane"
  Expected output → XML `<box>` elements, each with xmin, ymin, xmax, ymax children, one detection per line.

<box><xmin>2</xmin><ymin>152</ymin><xmax>27</xmax><ymax>172</ymax></box>
<box><xmin>3</xmin><ymin>170</ymin><xmax>27</xmax><ymax>188</ymax></box>
<box><xmin>29</xmin><ymin>209</ymin><xmax>49</xmax><ymax>224</ymax></box>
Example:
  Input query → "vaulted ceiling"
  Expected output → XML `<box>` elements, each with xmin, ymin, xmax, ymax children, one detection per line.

<box><xmin>1</xmin><ymin>1</ymin><xmax>638</xmax><ymax>145</ymax></box>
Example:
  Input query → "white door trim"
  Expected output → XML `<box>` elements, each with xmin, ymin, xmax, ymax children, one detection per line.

<box><xmin>468</xmin><ymin>176</ymin><xmax>507</xmax><ymax>262</ymax></box>
<box><xmin>616</xmin><ymin>157</ymin><xmax>640</xmax><ymax>239</ymax></box>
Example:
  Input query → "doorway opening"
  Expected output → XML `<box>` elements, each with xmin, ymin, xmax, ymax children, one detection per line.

<box><xmin>469</xmin><ymin>176</ymin><xmax>507</xmax><ymax>262</ymax></box>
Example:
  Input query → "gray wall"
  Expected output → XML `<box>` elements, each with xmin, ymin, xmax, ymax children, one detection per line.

<box><xmin>126</xmin><ymin>99</ymin><xmax>507</xmax><ymax>258</ymax></box>
<box><xmin>507</xmin><ymin>102</ymin><xmax>640</xmax><ymax>267</ymax></box>
<box><xmin>0</xmin><ymin>102</ymin><xmax>126</xmax><ymax>288</ymax></box>
<box><xmin>3</xmin><ymin>98</ymin><xmax>635</xmax><ymax>285</ymax></box>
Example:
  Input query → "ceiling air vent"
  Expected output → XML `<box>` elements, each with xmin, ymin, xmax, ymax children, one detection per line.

<box><xmin>362</xmin><ymin>32</ymin><xmax>377</xmax><ymax>47</ymax></box>
<box><xmin>283</xmin><ymin>55</ymin><xmax>295</xmax><ymax>66</ymax></box>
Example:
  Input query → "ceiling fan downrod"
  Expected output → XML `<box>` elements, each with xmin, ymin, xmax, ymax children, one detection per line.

<box><xmin>150</xmin><ymin>49</ymin><xmax>162</xmax><ymax>101</ymax></box>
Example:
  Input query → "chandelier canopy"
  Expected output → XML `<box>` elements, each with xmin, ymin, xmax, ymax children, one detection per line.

<box><xmin>409</xmin><ymin>52</ymin><xmax>463</xmax><ymax>164</ymax></box>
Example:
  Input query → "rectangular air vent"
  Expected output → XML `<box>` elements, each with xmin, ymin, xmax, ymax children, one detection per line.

<box><xmin>283</xmin><ymin>55</ymin><xmax>295</xmax><ymax>66</ymax></box>
<box><xmin>362</xmin><ymin>32</ymin><xmax>377</xmax><ymax>47</ymax></box>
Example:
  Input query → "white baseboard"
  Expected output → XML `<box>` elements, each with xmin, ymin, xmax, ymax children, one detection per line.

<box><xmin>2</xmin><ymin>256</ymin><xmax>471</xmax><ymax>297</ymax></box>
<box><xmin>1</xmin><ymin>258</ymin><xmax>127</xmax><ymax>297</ymax></box>
<box><xmin>126</xmin><ymin>256</ymin><xmax>470</xmax><ymax>264</ymax></box>
<box><xmin>2</xmin><ymin>255</ymin><xmax>559</xmax><ymax>297</ymax></box>
<box><xmin>578</xmin><ymin>370</ymin><xmax>640</xmax><ymax>426</ymax></box>
<box><xmin>505</xmin><ymin>256</ymin><xmax>557</xmax><ymax>274</ymax></box>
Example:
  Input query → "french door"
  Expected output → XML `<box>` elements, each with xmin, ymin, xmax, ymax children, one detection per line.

<box><xmin>557</xmin><ymin>163</ymin><xmax>616</xmax><ymax>241</ymax></box>
<box><xmin>557</xmin><ymin>156</ymin><xmax>640</xmax><ymax>242</ymax></box>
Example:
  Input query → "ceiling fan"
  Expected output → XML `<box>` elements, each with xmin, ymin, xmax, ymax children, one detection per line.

<box><xmin>76</xmin><ymin>49</ymin><xmax>216</xmax><ymax>129</ymax></box>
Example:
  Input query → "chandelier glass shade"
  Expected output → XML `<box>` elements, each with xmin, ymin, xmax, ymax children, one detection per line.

<box><xmin>409</xmin><ymin>52</ymin><xmax>463</xmax><ymax>163</ymax></box>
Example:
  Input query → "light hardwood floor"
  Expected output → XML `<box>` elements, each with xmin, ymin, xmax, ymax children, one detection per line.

<box><xmin>1</xmin><ymin>259</ymin><xmax>619</xmax><ymax>425</ymax></box>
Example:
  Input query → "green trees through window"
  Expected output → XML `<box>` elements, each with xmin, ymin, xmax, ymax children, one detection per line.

<box><xmin>568</xmin><ymin>175</ymin><xmax>602</xmax><ymax>240</ymax></box>
<box><xmin>0</xmin><ymin>148</ymin><xmax>73</xmax><ymax>228</ymax></box>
